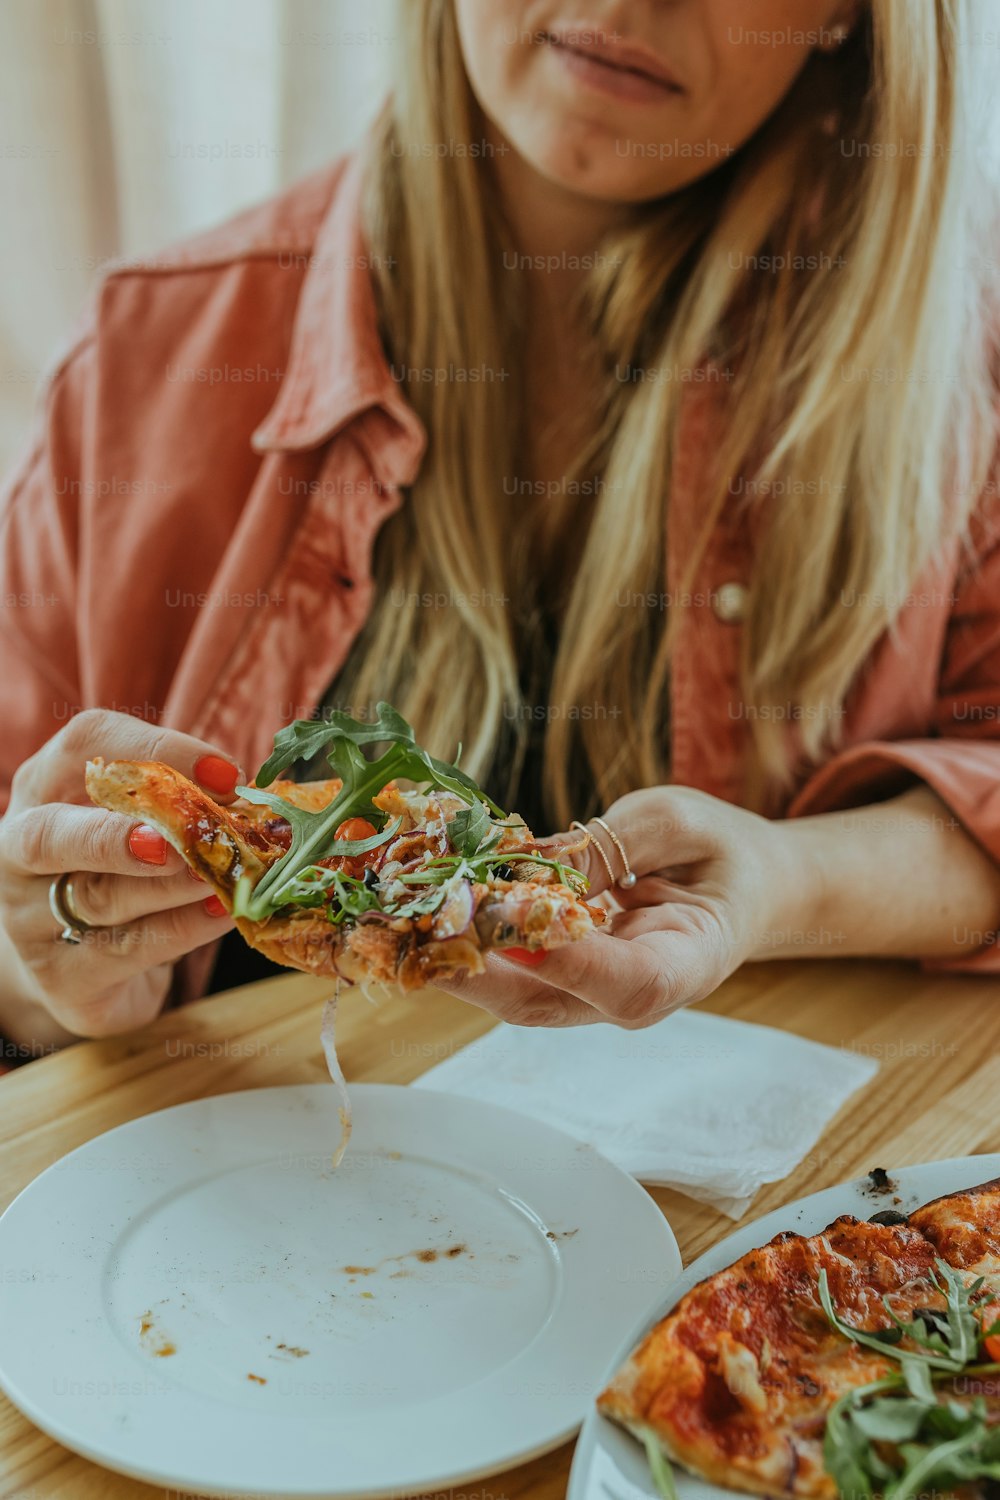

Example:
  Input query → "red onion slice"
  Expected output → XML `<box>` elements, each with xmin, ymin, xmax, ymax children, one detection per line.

<box><xmin>320</xmin><ymin>982</ymin><xmax>352</xmax><ymax>1169</ymax></box>
<box><xmin>432</xmin><ymin>879</ymin><xmax>474</xmax><ymax>939</ymax></box>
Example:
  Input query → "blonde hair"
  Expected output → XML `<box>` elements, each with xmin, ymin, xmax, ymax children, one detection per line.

<box><xmin>342</xmin><ymin>0</ymin><xmax>999</xmax><ymax>825</ymax></box>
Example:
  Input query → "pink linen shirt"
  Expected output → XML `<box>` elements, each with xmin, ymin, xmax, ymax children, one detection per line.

<box><xmin>3</xmin><ymin>145</ymin><xmax>1000</xmax><ymax>1028</ymax></box>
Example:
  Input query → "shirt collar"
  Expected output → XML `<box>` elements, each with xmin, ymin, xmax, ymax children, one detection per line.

<box><xmin>252</xmin><ymin>147</ymin><xmax>426</xmax><ymax>490</ymax></box>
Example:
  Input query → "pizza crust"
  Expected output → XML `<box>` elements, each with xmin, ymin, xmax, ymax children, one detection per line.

<box><xmin>908</xmin><ymin>1175</ymin><xmax>1000</xmax><ymax>1288</ymax></box>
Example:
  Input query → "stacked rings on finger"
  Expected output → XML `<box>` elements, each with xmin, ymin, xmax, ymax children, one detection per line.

<box><xmin>591</xmin><ymin>817</ymin><xmax>637</xmax><ymax>889</ymax></box>
<box><xmin>48</xmin><ymin>873</ymin><xmax>93</xmax><ymax>945</ymax></box>
<box><xmin>571</xmin><ymin>818</ymin><xmax>637</xmax><ymax>890</ymax></box>
<box><xmin>570</xmin><ymin>821</ymin><xmax>613</xmax><ymax>883</ymax></box>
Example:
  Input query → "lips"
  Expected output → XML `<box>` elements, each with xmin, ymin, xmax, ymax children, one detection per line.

<box><xmin>542</xmin><ymin>25</ymin><xmax>683</xmax><ymax>95</ymax></box>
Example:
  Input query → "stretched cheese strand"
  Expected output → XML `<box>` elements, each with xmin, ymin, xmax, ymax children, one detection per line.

<box><xmin>320</xmin><ymin>982</ymin><xmax>353</xmax><ymax>1169</ymax></box>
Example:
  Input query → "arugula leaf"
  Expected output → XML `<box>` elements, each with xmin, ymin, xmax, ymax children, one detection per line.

<box><xmin>235</xmin><ymin>703</ymin><xmax>594</xmax><ymax>925</ymax></box>
<box><xmin>232</xmin><ymin>783</ymin><xmax>401</xmax><ymax>922</ymax></box>
<box><xmin>900</xmin><ymin>1356</ymin><xmax>935</xmax><ymax>1402</ymax></box>
<box><xmin>642</xmin><ymin>1431</ymin><xmax>680</xmax><ymax>1500</ymax></box>
<box><xmin>254</xmin><ymin>703</ymin><xmax>416</xmax><ymax>786</ymax></box>
<box><xmin>883</xmin><ymin>1423</ymin><xmax>997</xmax><ymax>1500</ymax></box>
<box><xmin>255</xmin><ymin>702</ymin><xmax>504</xmax><ymax>812</ymax></box>
<box><xmin>237</xmin><ymin>787</ymin><xmax>402</xmax><ymax>858</ymax></box>
<box><xmin>819</xmin><ymin>1265</ymin><xmax>1000</xmax><ymax>1500</ymax></box>
<box><xmin>824</xmin><ymin>1380</ymin><xmax>900</xmax><ymax>1500</ymax></box>
<box><xmin>882</xmin><ymin>1306</ymin><xmax>950</xmax><ymax>1357</ymax></box>
<box><xmin>389</xmin><ymin>847</ymin><xmax>591</xmax><ymax>897</ymax></box>
<box><xmin>849</xmin><ymin>1398</ymin><xmax>928</xmax><ymax>1444</ymax></box>
<box><xmin>448</xmin><ymin>802</ymin><xmax>492</xmax><ymax>858</ymax></box>
<box><xmin>276</xmin><ymin>865</ymin><xmax>340</xmax><ymax>911</ymax></box>
<box><xmin>818</xmin><ymin>1270</ymin><xmax>964</xmax><ymax>1372</ymax></box>
<box><xmin>875</xmin><ymin>1263</ymin><xmax>984</xmax><ymax>1370</ymax></box>
<box><xmin>239</xmin><ymin>704</ymin><xmax>507</xmax><ymax>920</ymax></box>
<box><xmin>384</xmin><ymin>885</ymin><xmax>448</xmax><ymax>920</ymax></box>
<box><xmin>322</xmin><ymin>872</ymin><xmax>383</xmax><ymax>925</ymax></box>
<box><xmin>932</xmin><ymin>1263</ymin><xmax>983</xmax><ymax>1367</ymax></box>
<box><xmin>396</xmin><ymin>861</ymin><xmax>475</xmax><ymax>887</ymax></box>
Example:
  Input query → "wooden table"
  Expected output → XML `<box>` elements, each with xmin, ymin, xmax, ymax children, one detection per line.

<box><xmin>2</xmin><ymin>957</ymin><xmax>999</xmax><ymax>1500</ymax></box>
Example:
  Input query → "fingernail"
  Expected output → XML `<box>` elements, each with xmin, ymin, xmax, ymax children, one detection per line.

<box><xmin>187</xmin><ymin>865</ymin><xmax>205</xmax><ymax>882</ymax></box>
<box><xmin>193</xmin><ymin>754</ymin><xmax>240</xmax><ymax>797</ymax></box>
<box><xmin>504</xmin><ymin>947</ymin><xmax>547</xmax><ymax>967</ymax></box>
<box><xmin>203</xmin><ymin>894</ymin><xmax>228</xmax><ymax>917</ymax></box>
<box><xmin>128</xmin><ymin>824</ymin><xmax>168</xmax><ymax>865</ymax></box>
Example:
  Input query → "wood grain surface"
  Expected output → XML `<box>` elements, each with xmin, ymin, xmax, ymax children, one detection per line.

<box><xmin>1</xmin><ymin>957</ymin><xmax>998</xmax><ymax>1500</ymax></box>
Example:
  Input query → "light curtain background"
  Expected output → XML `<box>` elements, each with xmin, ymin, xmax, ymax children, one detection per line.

<box><xmin>0</xmin><ymin>0</ymin><xmax>395</xmax><ymax>472</ymax></box>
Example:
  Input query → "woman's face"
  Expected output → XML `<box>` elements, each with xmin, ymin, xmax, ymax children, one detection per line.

<box><xmin>453</xmin><ymin>0</ymin><xmax>858</xmax><ymax>203</ymax></box>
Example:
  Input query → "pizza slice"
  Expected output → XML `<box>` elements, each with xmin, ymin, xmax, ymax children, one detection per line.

<box><xmin>85</xmin><ymin>703</ymin><xmax>605</xmax><ymax>990</ymax></box>
<box><xmin>908</xmin><ymin>1176</ymin><xmax>1000</xmax><ymax>1292</ymax></box>
<box><xmin>597</xmin><ymin>1214</ymin><xmax>957</xmax><ymax>1500</ymax></box>
<box><xmin>908</xmin><ymin>1175</ymin><xmax>1000</xmax><ymax>1377</ymax></box>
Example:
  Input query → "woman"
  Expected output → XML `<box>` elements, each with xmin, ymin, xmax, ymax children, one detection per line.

<box><xmin>1</xmin><ymin>0</ymin><xmax>998</xmax><ymax>1052</ymax></box>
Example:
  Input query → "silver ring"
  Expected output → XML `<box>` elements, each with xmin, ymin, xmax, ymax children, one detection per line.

<box><xmin>590</xmin><ymin>817</ymin><xmax>637</xmax><ymax>890</ymax></box>
<box><xmin>48</xmin><ymin>873</ymin><xmax>92</xmax><ymax>944</ymax></box>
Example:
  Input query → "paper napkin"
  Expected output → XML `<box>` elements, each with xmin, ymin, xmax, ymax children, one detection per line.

<box><xmin>414</xmin><ymin>1008</ymin><xmax>878</xmax><ymax>1218</ymax></box>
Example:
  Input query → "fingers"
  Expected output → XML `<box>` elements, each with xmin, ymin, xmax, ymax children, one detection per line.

<box><xmin>483</xmin><ymin>923</ymin><xmax>717</xmax><ymax>1027</ymax></box>
<box><xmin>440</xmin><ymin>924</ymin><xmax>697</xmax><ymax>1029</ymax></box>
<box><xmin>10</xmin><ymin>708</ymin><xmax>245</xmax><ymax>810</ymax></box>
<box><xmin>0</xmin><ymin>710</ymin><xmax>245</xmax><ymax>1041</ymax></box>
<box><xmin>524</xmin><ymin>931</ymin><xmax>680</xmax><ymax>1023</ymax></box>
<box><xmin>439</xmin><ymin>789</ymin><xmax>732</xmax><ymax>1029</ymax></box>
<box><xmin>26</xmin><ymin>900</ymin><xmax>234</xmax><ymax>1039</ymax></box>
<box><xmin>3</xmin><ymin>805</ymin><xmax>187</xmax><ymax>878</ymax></box>
<box><xmin>438</xmin><ymin>953</ymin><xmax>604</xmax><ymax>1027</ymax></box>
<box><xmin>538</xmin><ymin>787</ymin><xmax>721</xmax><ymax>897</ymax></box>
<box><xmin>70</xmin><ymin>965</ymin><xmax>176</xmax><ymax>1038</ymax></box>
<box><xmin>34</xmin><ymin>868</ymin><xmax>208</xmax><ymax>930</ymax></box>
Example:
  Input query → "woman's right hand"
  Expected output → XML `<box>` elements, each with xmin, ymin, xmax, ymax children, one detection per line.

<box><xmin>0</xmin><ymin>709</ymin><xmax>242</xmax><ymax>1045</ymax></box>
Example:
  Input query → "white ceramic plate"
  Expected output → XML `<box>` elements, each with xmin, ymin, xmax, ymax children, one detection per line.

<box><xmin>569</xmin><ymin>1153</ymin><xmax>1000</xmax><ymax>1500</ymax></box>
<box><xmin>0</xmin><ymin>1081</ymin><xmax>678</xmax><ymax>1499</ymax></box>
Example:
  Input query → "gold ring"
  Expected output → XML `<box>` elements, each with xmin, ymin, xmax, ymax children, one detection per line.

<box><xmin>570</xmin><ymin>820</ymin><xmax>615</xmax><ymax>885</ymax></box>
<box><xmin>48</xmin><ymin>873</ymin><xmax>92</xmax><ymax>944</ymax></box>
<box><xmin>591</xmin><ymin>816</ymin><xmax>637</xmax><ymax>890</ymax></box>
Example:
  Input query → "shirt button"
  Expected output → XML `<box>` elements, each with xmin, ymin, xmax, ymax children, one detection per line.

<box><xmin>713</xmin><ymin>582</ymin><xmax>748</xmax><ymax>623</ymax></box>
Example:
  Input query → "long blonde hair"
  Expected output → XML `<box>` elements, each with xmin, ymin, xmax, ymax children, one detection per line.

<box><xmin>343</xmin><ymin>0</ymin><xmax>999</xmax><ymax>825</ymax></box>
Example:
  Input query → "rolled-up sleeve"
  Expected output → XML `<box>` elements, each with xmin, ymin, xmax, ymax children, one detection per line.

<box><xmin>0</xmin><ymin>334</ymin><xmax>94</xmax><ymax>812</ymax></box>
<box><xmin>789</xmin><ymin>495</ymin><xmax>1000</xmax><ymax>972</ymax></box>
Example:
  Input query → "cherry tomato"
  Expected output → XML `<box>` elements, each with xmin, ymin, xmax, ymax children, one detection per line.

<box><xmin>981</xmin><ymin>1303</ymin><xmax>1000</xmax><ymax>1361</ymax></box>
<box><xmin>334</xmin><ymin>818</ymin><xmax>377</xmax><ymax>843</ymax></box>
<box><xmin>326</xmin><ymin>818</ymin><xmax>380</xmax><ymax>879</ymax></box>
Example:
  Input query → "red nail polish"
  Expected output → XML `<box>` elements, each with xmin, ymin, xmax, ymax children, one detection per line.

<box><xmin>203</xmin><ymin>894</ymin><xmax>228</xmax><ymax>917</ymax></box>
<box><xmin>193</xmin><ymin>754</ymin><xmax>240</xmax><ymax>797</ymax></box>
<box><xmin>504</xmin><ymin>947</ymin><xmax>547</xmax><ymax>967</ymax></box>
<box><xmin>128</xmin><ymin>824</ymin><xmax>168</xmax><ymax>865</ymax></box>
<box><xmin>187</xmin><ymin>864</ymin><xmax>206</xmax><ymax>882</ymax></box>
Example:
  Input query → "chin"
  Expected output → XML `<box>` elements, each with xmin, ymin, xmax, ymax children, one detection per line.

<box><xmin>514</xmin><ymin>128</ymin><xmax>690</xmax><ymax>205</ymax></box>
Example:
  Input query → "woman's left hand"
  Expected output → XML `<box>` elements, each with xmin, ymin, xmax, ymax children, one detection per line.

<box><xmin>438</xmin><ymin>786</ymin><xmax>812</xmax><ymax>1029</ymax></box>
